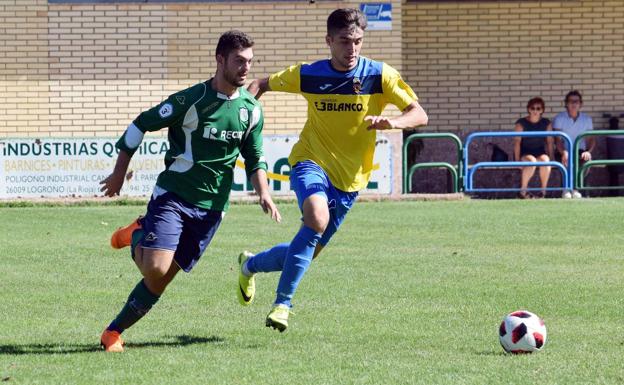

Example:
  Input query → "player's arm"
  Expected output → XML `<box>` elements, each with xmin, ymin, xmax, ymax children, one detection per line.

<box><xmin>240</xmin><ymin>104</ymin><xmax>281</xmax><ymax>222</ymax></box>
<box><xmin>100</xmin><ymin>88</ymin><xmax>191</xmax><ymax>196</ymax></box>
<box><xmin>100</xmin><ymin>150</ymin><xmax>131</xmax><ymax>197</ymax></box>
<box><xmin>366</xmin><ymin>64</ymin><xmax>428</xmax><ymax>131</ymax></box>
<box><xmin>247</xmin><ymin>77</ymin><xmax>271</xmax><ymax>100</ymax></box>
<box><xmin>365</xmin><ymin>101</ymin><xmax>428</xmax><ymax>131</ymax></box>
<box><xmin>100</xmin><ymin>121</ymin><xmax>147</xmax><ymax>197</ymax></box>
<box><xmin>248</xmin><ymin>64</ymin><xmax>302</xmax><ymax>100</ymax></box>
<box><xmin>250</xmin><ymin>169</ymin><xmax>281</xmax><ymax>223</ymax></box>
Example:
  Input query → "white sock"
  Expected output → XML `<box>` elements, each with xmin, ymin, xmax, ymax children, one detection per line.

<box><xmin>241</xmin><ymin>259</ymin><xmax>253</xmax><ymax>277</ymax></box>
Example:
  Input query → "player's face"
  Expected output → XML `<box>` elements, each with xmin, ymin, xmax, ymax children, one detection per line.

<box><xmin>326</xmin><ymin>26</ymin><xmax>364</xmax><ymax>71</ymax></box>
<box><xmin>221</xmin><ymin>47</ymin><xmax>253</xmax><ymax>88</ymax></box>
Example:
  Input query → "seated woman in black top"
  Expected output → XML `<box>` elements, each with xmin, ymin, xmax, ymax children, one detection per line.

<box><xmin>513</xmin><ymin>97</ymin><xmax>554</xmax><ymax>198</ymax></box>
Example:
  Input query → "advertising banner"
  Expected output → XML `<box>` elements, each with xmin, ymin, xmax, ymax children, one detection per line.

<box><xmin>0</xmin><ymin>136</ymin><xmax>393</xmax><ymax>199</ymax></box>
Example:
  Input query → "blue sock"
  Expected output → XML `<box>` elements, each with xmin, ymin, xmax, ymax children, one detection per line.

<box><xmin>275</xmin><ymin>226</ymin><xmax>321</xmax><ymax>307</ymax></box>
<box><xmin>247</xmin><ymin>243</ymin><xmax>290</xmax><ymax>273</ymax></box>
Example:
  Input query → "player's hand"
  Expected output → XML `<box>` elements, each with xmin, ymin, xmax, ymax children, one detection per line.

<box><xmin>99</xmin><ymin>172</ymin><xmax>125</xmax><ymax>197</ymax></box>
<box><xmin>581</xmin><ymin>151</ymin><xmax>592</xmax><ymax>161</ymax></box>
<box><xmin>365</xmin><ymin>115</ymin><xmax>394</xmax><ymax>131</ymax></box>
<box><xmin>259</xmin><ymin>193</ymin><xmax>281</xmax><ymax>223</ymax></box>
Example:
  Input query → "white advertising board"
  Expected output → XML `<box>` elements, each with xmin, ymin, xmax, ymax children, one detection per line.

<box><xmin>0</xmin><ymin>136</ymin><xmax>392</xmax><ymax>199</ymax></box>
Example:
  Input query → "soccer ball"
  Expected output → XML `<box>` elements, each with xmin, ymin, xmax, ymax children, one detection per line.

<box><xmin>499</xmin><ymin>310</ymin><xmax>547</xmax><ymax>354</ymax></box>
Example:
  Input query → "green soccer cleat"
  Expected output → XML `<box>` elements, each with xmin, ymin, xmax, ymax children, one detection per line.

<box><xmin>265</xmin><ymin>304</ymin><xmax>291</xmax><ymax>332</ymax></box>
<box><xmin>237</xmin><ymin>251</ymin><xmax>255</xmax><ymax>306</ymax></box>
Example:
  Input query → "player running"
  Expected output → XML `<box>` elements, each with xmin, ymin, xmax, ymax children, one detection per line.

<box><xmin>99</xmin><ymin>30</ymin><xmax>280</xmax><ymax>352</ymax></box>
<box><xmin>239</xmin><ymin>8</ymin><xmax>428</xmax><ymax>332</ymax></box>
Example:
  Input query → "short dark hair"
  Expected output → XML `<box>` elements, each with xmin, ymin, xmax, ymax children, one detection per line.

<box><xmin>216</xmin><ymin>30</ymin><xmax>254</xmax><ymax>58</ymax></box>
<box><xmin>327</xmin><ymin>8</ymin><xmax>367</xmax><ymax>36</ymax></box>
<box><xmin>527</xmin><ymin>97</ymin><xmax>545</xmax><ymax>111</ymax></box>
<box><xmin>564</xmin><ymin>90</ymin><xmax>583</xmax><ymax>104</ymax></box>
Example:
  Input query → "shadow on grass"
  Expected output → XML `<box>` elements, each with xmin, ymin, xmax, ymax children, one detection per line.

<box><xmin>0</xmin><ymin>334</ymin><xmax>224</xmax><ymax>355</ymax></box>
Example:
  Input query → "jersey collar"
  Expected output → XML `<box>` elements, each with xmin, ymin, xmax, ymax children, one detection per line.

<box><xmin>217</xmin><ymin>89</ymin><xmax>240</xmax><ymax>100</ymax></box>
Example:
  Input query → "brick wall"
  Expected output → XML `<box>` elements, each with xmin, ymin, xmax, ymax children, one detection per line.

<box><xmin>0</xmin><ymin>0</ymin><xmax>404</xmax><ymax>137</ymax></box>
<box><xmin>403</xmin><ymin>0</ymin><xmax>624</xmax><ymax>134</ymax></box>
<box><xmin>2</xmin><ymin>0</ymin><xmax>621</xmax><ymax>195</ymax></box>
<box><xmin>401</xmin><ymin>0</ymin><xmax>624</xmax><ymax>195</ymax></box>
<box><xmin>0</xmin><ymin>1</ymin><xmax>50</xmax><ymax>137</ymax></box>
<box><xmin>1</xmin><ymin>1</ymin><xmax>622</xmax><ymax>137</ymax></box>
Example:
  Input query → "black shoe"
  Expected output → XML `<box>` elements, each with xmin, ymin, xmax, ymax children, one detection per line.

<box><xmin>518</xmin><ymin>191</ymin><xmax>531</xmax><ymax>199</ymax></box>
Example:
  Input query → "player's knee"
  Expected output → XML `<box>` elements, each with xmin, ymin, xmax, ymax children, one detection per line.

<box><xmin>141</xmin><ymin>264</ymin><xmax>169</xmax><ymax>282</ymax></box>
<box><xmin>139</xmin><ymin>254</ymin><xmax>173</xmax><ymax>281</ymax></box>
<box><xmin>304</xmin><ymin>212</ymin><xmax>329</xmax><ymax>233</ymax></box>
<box><xmin>302</xmin><ymin>198</ymin><xmax>330</xmax><ymax>233</ymax></box>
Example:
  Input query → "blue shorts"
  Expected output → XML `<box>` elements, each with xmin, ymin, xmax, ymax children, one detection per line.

<box><xmin>290</xmin><ymin>160</ymin><xmax>358</xmax><ymax>246</ymax></box>
<box><xmin>139</xmin><ymin>189</ymin><xmax>223</xmax><ymax>273</ymax></box>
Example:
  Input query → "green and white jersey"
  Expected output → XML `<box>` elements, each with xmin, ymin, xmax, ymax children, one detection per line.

<box><xmin>116</xmin><ymin>79</ymin><xmax>267</xmax><ymax>211</ymax></box>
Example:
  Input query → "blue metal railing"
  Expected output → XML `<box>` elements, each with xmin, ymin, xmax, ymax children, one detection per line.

<box><xmin>463</xmin><ymin>131</ymin><xmax>573</xmax><ymax>193</ymax></box>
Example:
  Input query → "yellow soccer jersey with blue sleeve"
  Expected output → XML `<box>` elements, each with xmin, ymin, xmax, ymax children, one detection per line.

<box><xmin>269</xmin><ymin>57</ymin><xmax>418</xmax><ymax>192</ymax></box>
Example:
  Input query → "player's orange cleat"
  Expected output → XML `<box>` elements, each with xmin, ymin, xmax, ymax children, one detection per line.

<box><xmin>100</xmin><ymin>329</ymin><xmax>125</xmax><ymax>352</ymax></box>
<box><xmin>110</xmin><ymin>216</ymin><xmax>142</xmax><ymax>249</ymax></box>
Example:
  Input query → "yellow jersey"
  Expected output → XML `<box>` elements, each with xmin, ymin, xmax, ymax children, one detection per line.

<box><xmin>269</xmin><ymin>57</ymin><xmax>417</xmax><ymax>191</ymax></box>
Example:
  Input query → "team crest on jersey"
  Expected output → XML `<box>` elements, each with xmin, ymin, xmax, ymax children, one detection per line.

<box><xmin>158</xmin><ymin>103</ymin><xmax>173</xmax><ymax>118</ymax></box>
<box><xmin>353</xmin><ymin>77</ymin><xmax>362</xmax><ymax>94</ymax></box>
<box><xmin>239</xmin><ymin>107</ymin><xmax>249</xmax><ymax>123</ymax></box>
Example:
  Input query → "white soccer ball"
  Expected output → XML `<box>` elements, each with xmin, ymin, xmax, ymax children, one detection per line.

<box><xmin>498</xmin><ymin>310</ymin><xmax>547</xmax><ymax>354</ymax></box>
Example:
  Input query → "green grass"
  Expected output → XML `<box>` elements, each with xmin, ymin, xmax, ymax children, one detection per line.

<box><xmin>1</xmin><ymin>199</ymin><xmax>623</xmax><ymax>384</ymax></box>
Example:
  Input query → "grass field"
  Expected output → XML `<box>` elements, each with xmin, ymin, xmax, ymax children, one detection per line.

<box><xmin>0</xmin><ymin>198</ymin><xmax>623</xmax><ymax>384</ymax></box>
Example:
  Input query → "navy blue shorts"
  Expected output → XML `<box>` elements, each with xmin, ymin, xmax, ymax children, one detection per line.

<box><xmin>290</xmin><ymin>160</ymin><xmax>358</xmax><ymax>246</ymax></box>
<box><xmin>139</xmin><ymin>189</ymin><xmax>223</xmax><ymax>273</ymax></box>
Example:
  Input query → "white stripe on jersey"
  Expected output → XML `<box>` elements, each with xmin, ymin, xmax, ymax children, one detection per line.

<box><xmin>123</xmin><ymin>123</ymin><xmax>145</xmax><ymax>149</ymax></box>
<box><xmin>242</xmin><ymin>105</ymin><xmax>262</xmax><ymax>142</ymax></box>
<box><xmin>169</xmin><ymin>104</ymin><xmax>198</xmax><ymax>173</ymax></box>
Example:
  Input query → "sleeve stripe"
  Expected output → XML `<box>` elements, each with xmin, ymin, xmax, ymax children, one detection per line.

<box><xmin>124</xmin><ymin>122</ymin><xmax>145</xmax><ymax>149</ymax></box>
<box><xmin>242</xmin><ymin>105</ymin><xmax>262</xmax><ymax>142</ymax></box>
